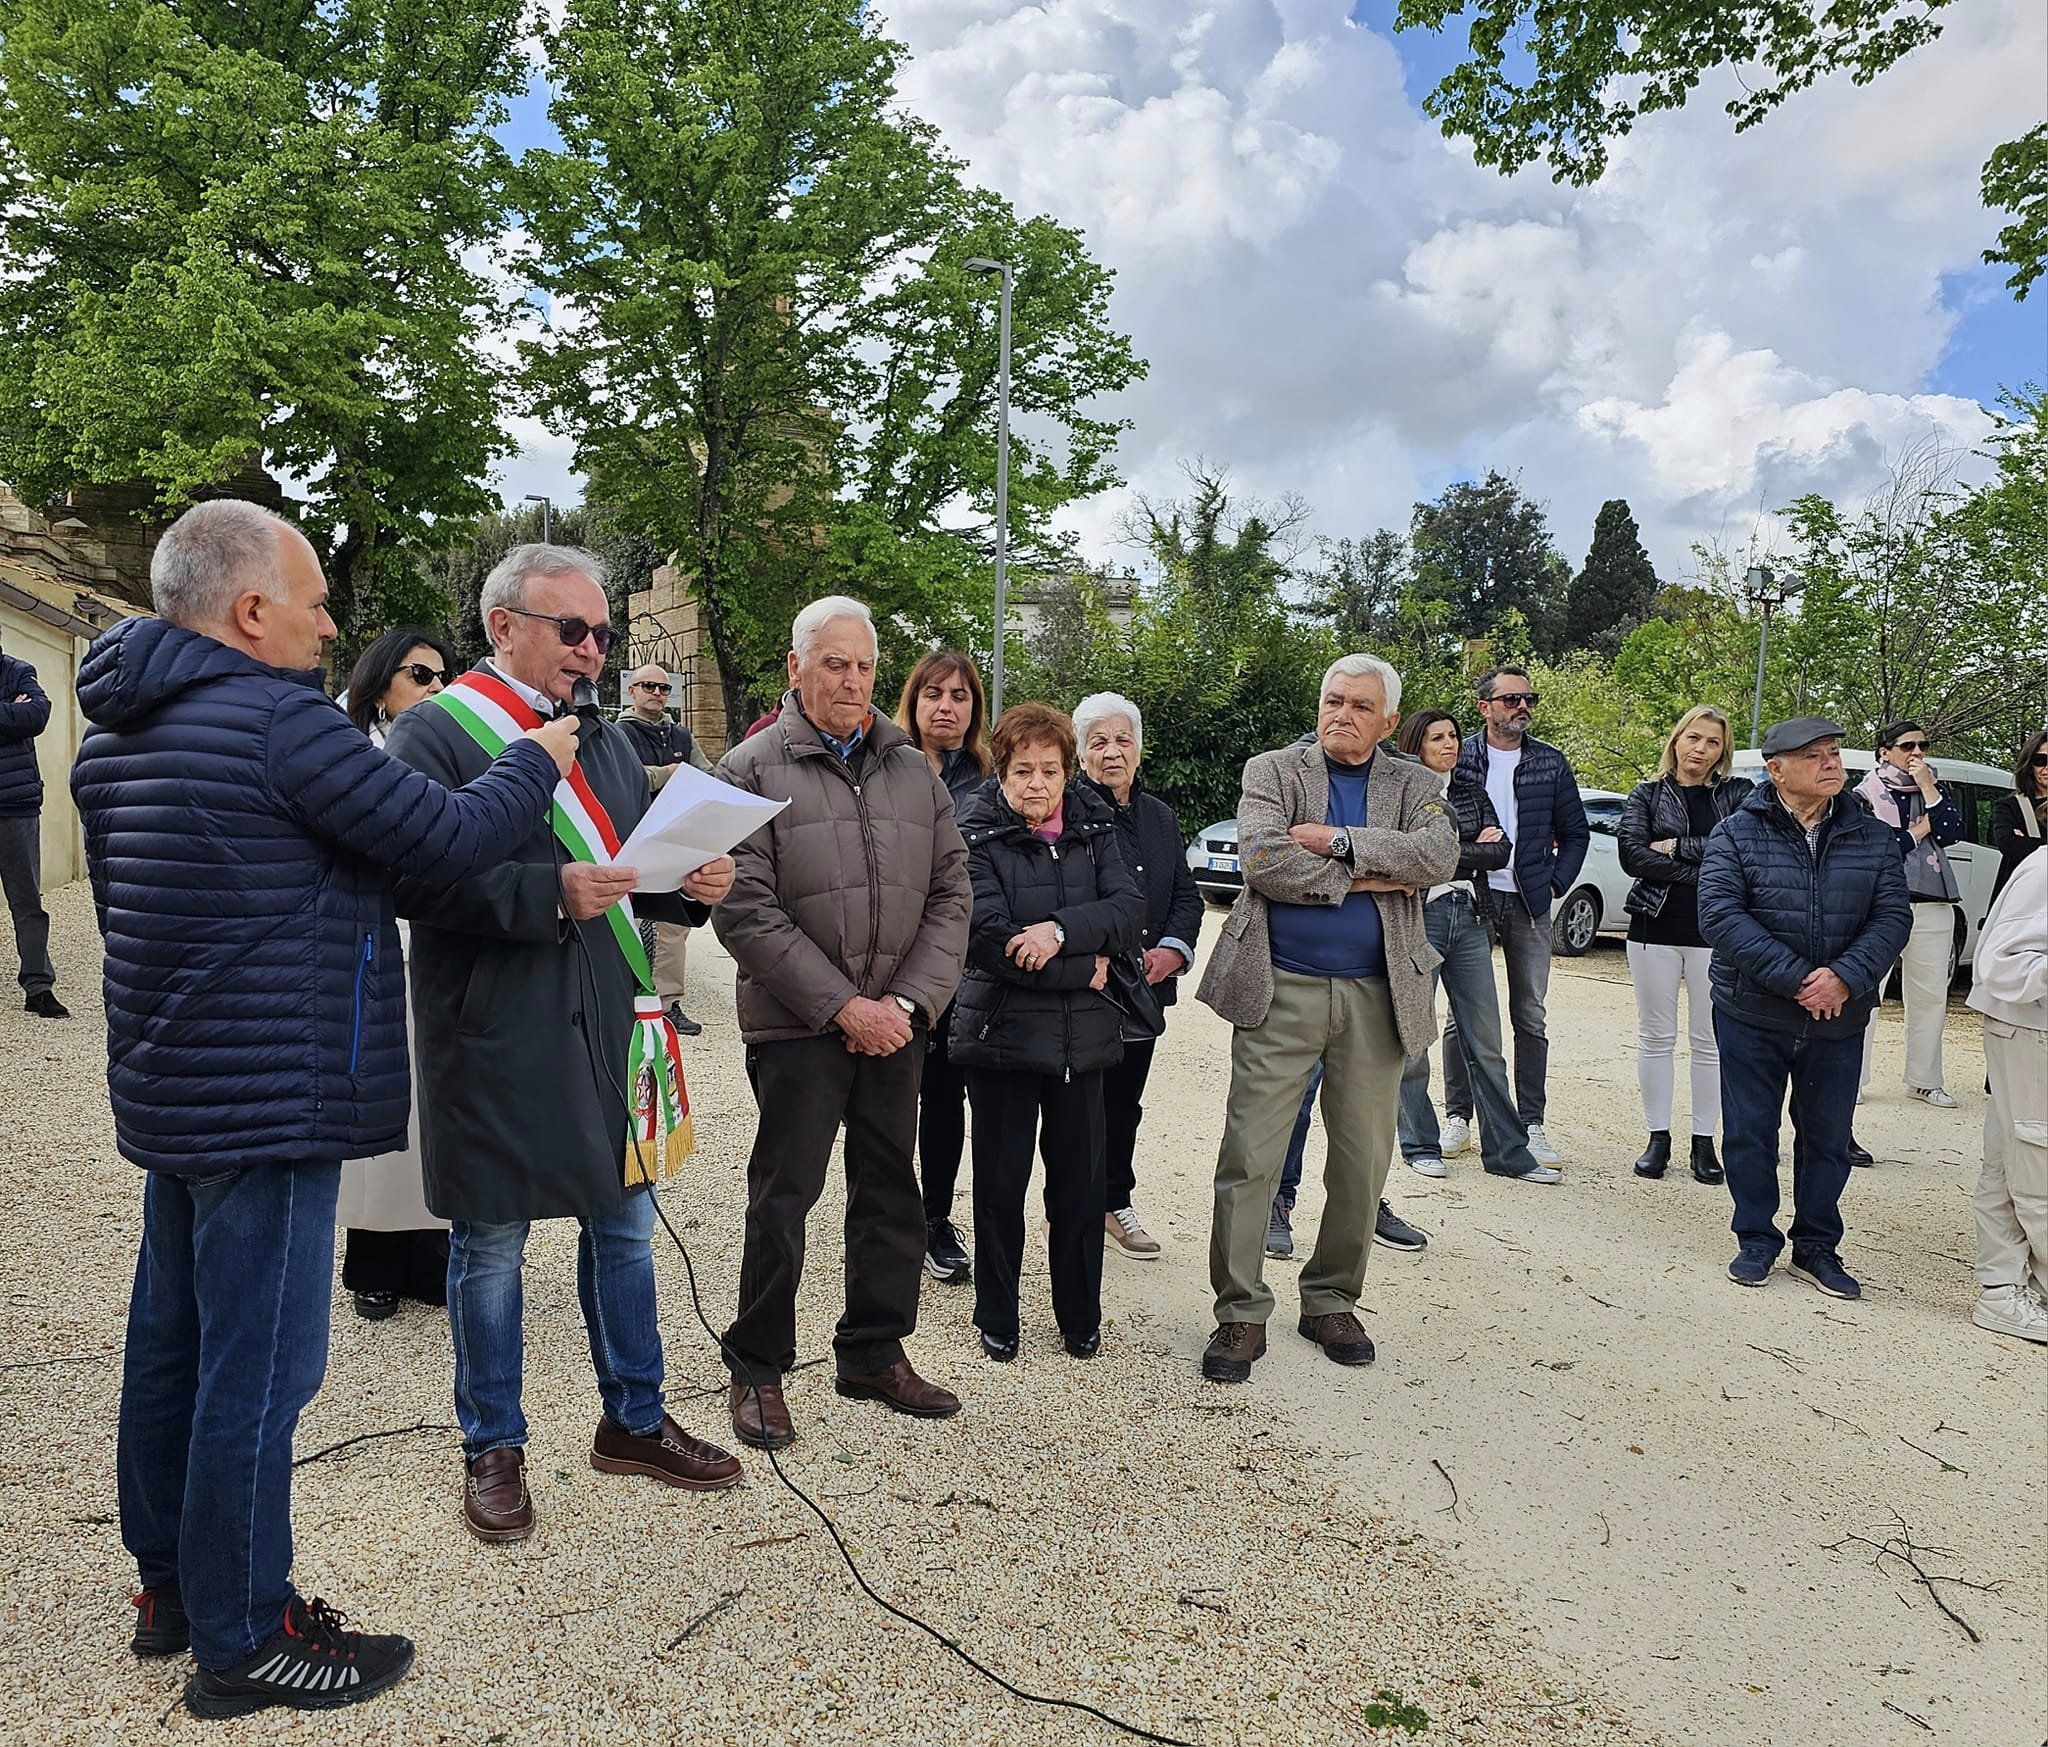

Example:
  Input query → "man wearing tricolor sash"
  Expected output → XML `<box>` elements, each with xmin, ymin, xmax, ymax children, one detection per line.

<box><xmin>386</xmin><ymin>544</ymin><xmax>744</xmax><ymax>1544</ymax></box>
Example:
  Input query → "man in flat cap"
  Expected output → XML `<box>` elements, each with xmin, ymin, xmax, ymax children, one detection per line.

<box><xmin>1698</xmin><ymin>718</ymin><xmax>1911</xmax><ymax>1299</ymax></box>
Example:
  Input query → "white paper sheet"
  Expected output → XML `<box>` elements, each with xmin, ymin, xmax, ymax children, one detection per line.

<box><xmin>615</xmin><ymin>763</ymin><xmax>787</xmax><ymax>892</ymax></box>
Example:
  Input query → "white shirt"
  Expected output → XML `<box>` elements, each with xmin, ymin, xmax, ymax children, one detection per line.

<box><xmin>1967</xmin><ymin>849</ymin><xmax>2048</xmax><ymax>1031</ymax></box>
<box><xmin>484</xmin><ymin>659</ymin><xmax>557</xmax><ymax>719</ymax></box>
<box><xmin>1484</xmin><ymin>743</ymin><xmax>1522</xmax><ymax>891</ymax></box>
<box><xmin>1425</xmin><ymin>770</ymin><xmax>1457</xmax><ymax>905</ymax></box>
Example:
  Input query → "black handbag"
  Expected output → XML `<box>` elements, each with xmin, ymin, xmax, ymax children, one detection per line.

<box><xmin>1103</xmin><ymin>951</ymin><xmax>1166</xmax><ymax>1041</ymax></box>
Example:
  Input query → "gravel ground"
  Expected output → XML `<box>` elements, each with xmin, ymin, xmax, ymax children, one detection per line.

<box><xmin>2</xmin><ymin>881</ymin><xmax>1643</xmax><ymax>1747</ymax></box>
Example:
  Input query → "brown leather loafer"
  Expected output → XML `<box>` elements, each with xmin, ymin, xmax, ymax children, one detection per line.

<box><xmin>463</xmin><ymin>1446</ymin><xmax>535</xmax><ymax>1543</ymax></box>
<box><xmin>727</xmin><ymin>1381</ymin><xmax>796</xmax><ymax>1450</ymax></box>
<box><xmin>590</xmin><ymin>1415</ymin><xmax>743</xmax><ymax>1490</ymax></box>
<box><xmin>1298</xmin><ymin>1310</ymin><xmax>1376</xmax><ymax>1366</ymax></box>
<box><xmin>833</xmin><ymin>1358</ymin><xmax>962</xmax><ymax>1419</ymax></box>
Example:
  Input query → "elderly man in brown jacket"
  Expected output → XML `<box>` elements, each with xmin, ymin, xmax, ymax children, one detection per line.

<box><xmin>712</xmin><ymin>597</ymin><xmax>972</xmax><ymax>1449</ymax></box>
<box><xmin>1198</xmin><ymin>654</ymin><xmax>1458</xmax><ymax>1384</ymax></box>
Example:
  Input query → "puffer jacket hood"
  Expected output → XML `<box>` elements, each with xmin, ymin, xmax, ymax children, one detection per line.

<box><xmin>76</xmin><ymin>615</ymin><xmax>325</xmax><ymax>730</ymax></box>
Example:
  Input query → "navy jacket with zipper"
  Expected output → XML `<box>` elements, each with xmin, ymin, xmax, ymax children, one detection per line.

<box><xmin>1697</xmin><ymin>781</ymin><xmax>1912</xmax><ymax>1037</ymax></box>
<box><xmin>0</xmin><ymin>650</ymin><xmax>50</xmax><ymax>816</ymax></box>
<box><xmin>949</xmin><ymin>778</ymin><xmax>1143</xmax><ymax>1078</ymax></box>
<box><xmin>1454</xmin><ymin>731</ymin><xmax>1588</xmax><ymax>919</ymax></box>
<box><xmin>69</xmin><ymin>618</ymin><xmax>558</xmax><ymax>1175</ymax></box>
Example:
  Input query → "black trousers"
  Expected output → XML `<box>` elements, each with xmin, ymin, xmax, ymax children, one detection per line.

<box><xmin>725</xmin><ymin>1031</ymin><xmax>927</xmax><ymax>1383</ymax></box>
<box><xmin>918</xmin><ymin>1002</ymin><xmax>969</xmax><ymax>1223</ymax></box>
<box><xmin>1099</xmin><ymin>1037</ymin><xmax>1156</xmax><ymax>1213</ymax></box>
<box><xmin>965</xmin><ymin>1067</ymin><xmax>1105</xmax><ymax>1345</ymax></box>
<box><xmin>340</xmin><ymin>1227</ymin><xmax>449</xmax><ymax>1304</ymax></box>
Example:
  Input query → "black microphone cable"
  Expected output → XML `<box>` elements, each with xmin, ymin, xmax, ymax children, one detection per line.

<box><xmin>549</xmin><ymin>828</ymin><xmax>1203</xmax><ymax>1747</ymax></box>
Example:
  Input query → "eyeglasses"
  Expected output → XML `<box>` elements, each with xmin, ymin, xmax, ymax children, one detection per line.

<box><xmin>504</xmin><ymin>606</ymin><xmax>616</xmax><ymax>656</ymax></box>
<box><xmin>1891</xmin><ymin>739</ymin><xmax>1928</xmax><ymax>752</ymax></box>
<box><xmin>1486</xmin><ymin>692</ymin><xmax>1540</xmax><ymax>709</ymax></box>
<box><xmin>634</xmin><ymin>681</ymin><xmax>672</xmax><ymax>695</ymax></box>
<box><xmin>399</xmin><ymin>663</ymin><xmax>447</xmax><ymax>688</ymax></box>
<box><xmin>2032</xmin><ymin>753</ymin><xmax>2048</xmax><ymax>767</ymax></box>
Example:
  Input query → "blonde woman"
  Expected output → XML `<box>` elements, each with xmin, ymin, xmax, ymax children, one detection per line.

<box><xmin>1618</xmin><ymin>707</ymin><xmax>1753</xmax><ymax>1183</ymax></box>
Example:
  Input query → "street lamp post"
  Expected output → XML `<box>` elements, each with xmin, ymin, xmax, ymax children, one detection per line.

<box><xmin>523</xmin><ymin>493</ymin><xmax>554</xmax><ymax>544</ymax></box>
<box><xmin>965</xmin><ymin>257</ymin><xmax>1014</xmax><ymax>719</ymax></box>
<box><xmin>1743</xmin><ymin>563</ymin><xmax>1805</xmax><ymax>748</ymax></box>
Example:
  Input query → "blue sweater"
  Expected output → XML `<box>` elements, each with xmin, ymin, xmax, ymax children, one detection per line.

<box><xmin>1267</xmin><ymin>756</ymin><xmax>1387</xmax><ymax>978</ymax></box>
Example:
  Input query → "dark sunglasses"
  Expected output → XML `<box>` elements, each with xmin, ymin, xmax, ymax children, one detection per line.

<box><xmin>399</xmin><ymin>663</ymin><xmax>447</xmax><ymax>688</ymax></box>
<box><xmin>2032</xmin><ymin>753</ymin><xmax>2048</xmax><ymax>767</ymax></box>
<box><xmin>505</xmin><ymin>606</ymin><xmax>616</xmax><ymax>656</ymax></box>
<box><xmin>1891</xmin><ymin>739</ymin><xmax>1928</xmax><ymax>752</ymax></box>
<box><xmin>634</xmin><ymin>681</ymin><xmax>672</xmax><ymax>695</ymax></box>
<box><xmin>1486</xmin><ymin>692</ymin><xmax>1540</xmax><ymax>708</ymax></box>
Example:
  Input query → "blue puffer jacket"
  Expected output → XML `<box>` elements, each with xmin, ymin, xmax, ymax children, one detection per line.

<box><xmin>0</xmin><ymin>651</ymin><xmax>51</xmax><ymax>816</ymax></box>
<box><xmin>70</xmin><ymin>618</ymin><xmax>559</xmax><ymax>1174</ymax></box>
<box><xmin>1697</xmin><ymin>782</ymin><xmax>1913</xmax><ymax>1037</ymax></box>
<box><xmin>1455</xmin><ymin>732</ymin><xmax>1589</xmax><ymax>919</ymax></box>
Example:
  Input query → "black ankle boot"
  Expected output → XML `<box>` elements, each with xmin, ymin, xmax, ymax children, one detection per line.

<box><xmin>1633</xmin><ymin>1131</ymin><xmax>1671</xmax><ymax>1178</ymax></box>
<box><xmin>1690</xmin><ymin>1135</ymin><xmax>1724</xmax><ymax>1184</ymax></box>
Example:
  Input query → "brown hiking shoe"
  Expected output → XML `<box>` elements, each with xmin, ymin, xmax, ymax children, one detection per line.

<box><xmin>1298</xmin><ymin>1310</ymin><xmax>1376</xmax><ymax>1366</ymax></box>
<box><xmin>591</xmin><ymin>1415</ymin><xmax>742</xmax><ymax>1490</ymax></box>
<box><xmin>462</xmin><ymin>1446</ymin><xmax>535</xmax><ymax>1543</ymax></box>
<box><xmin>1201</xmin><ymin>1321</ymin><xmax>1267</xmax><ymax>1383</ymax></box>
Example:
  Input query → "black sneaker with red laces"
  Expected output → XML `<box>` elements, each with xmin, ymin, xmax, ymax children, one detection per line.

<box><xmin>183</xmin><ymin>1596</ymin><xmax>414</xmax><ymax>1719</ymax></box>
<box><xmin>131</xmin><ymin>1584</ymin><xmax>190</xmax><ymax>1657</ymax></box>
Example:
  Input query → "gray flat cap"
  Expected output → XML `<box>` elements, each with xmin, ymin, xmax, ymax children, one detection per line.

<box><xmin>1760</xmin><ymin>715</ymin><xmax>1845</xmax><ymax>757</ymax></box>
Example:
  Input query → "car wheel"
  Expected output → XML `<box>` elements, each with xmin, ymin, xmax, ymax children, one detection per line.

<box><xmin>1552</xmin><ymin>887</ymin><xmax>1601</xmax><ymax>956</ymax></box>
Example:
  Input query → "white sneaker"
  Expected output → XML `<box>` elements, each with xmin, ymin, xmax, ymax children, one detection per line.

<box><xmin>1407</xmin><ymin>1155</ymin><xmax>1447</xmax><ymax>1179</ymax></box>
<box><xmin>1908</xmin><ymin>1086</ymin><xmax>1959</xmax><ymax>1109</ymax></box>
<box><xmin>1972</xmin><ymin>1284</ymin><xmax>2048</xmax><ymax>1344</ymax></box>
<box><xmin>1439</xmin><ymin>1116</ymin><xmax>1474</xmax><ymax>1156</ymax></box>
<box><xmin>1526</xmin><ymin>1124</ymin><xmax>1562</xmax><ymax>1164</ymax></box>
<box><xmin>1511</xmin><ymin>1165</ymin><xmax>1563</xmax><ymax>1185</ymax></box>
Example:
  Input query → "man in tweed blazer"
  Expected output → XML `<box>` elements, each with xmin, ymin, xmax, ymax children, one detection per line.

<box><xmin>1197</xmin><ymin>654</ymin><xmax>1457</xmax><ymax>1383</ymax></box>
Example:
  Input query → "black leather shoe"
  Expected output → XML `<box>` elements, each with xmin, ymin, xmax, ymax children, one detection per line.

<box><xmin>1064</xmin><ymin>1329</ymin><xmax>1101</xmax><ymax>1359</ymax></box>
<box><xmin>24</xmin><ymin>989</ymin><xmax>69</xmax><ymax>1019</ymax></box>
<box><xmin>978</xmin><ymin>1330</ymin><xmax>1018</xmax><ymax>1363</ymax></box>
<box><xmin>1634</xmin><ymin>1131</ymin><xmax>1671</xmax><ymax>1178</ymax></box>
<box><xmin>352</xmin><ymin>1291</ymin><xmax>400</xmax><ymax>1321</ymax></box>
<box><xmin>664</xmin><ymin>1003</ymin><xmax>703</xmax><ymax>1038</ymax></box>
<box><xmin>1847</xmin><ymin>1140</ymin><xmax>1874</xmax><ymax>1167</ymax></box>
<box><xmin>1690</xmin><ymin>1135</ymin><xmax>1724</xmax><ymax>1184</ymax></box>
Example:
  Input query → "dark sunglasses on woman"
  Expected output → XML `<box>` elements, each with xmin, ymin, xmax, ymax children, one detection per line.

<box><xmin>506</xmin><ymin>606</ymin><xmax>616</xmax><ymax>656</ymax></box>
<box><xmin>400</xmin><ymin>663</ymin><xmax>447</xmax><ymax>687</ymax></box>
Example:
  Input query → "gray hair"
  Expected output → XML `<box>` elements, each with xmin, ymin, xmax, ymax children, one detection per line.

<box><xmin>480</xmin><ymin>543</ymin><xmax>607</xmax><ymax>646</ymax></box>
<box><xmin>791</xmin><ymin>594</ymin><xmax>877</xmax><ymax>660</ymax></box>
<box><xmin>1319</xmin><ymin>652</ymin><xmax>1403</xmax><ymax>715</ymax></box>
<box><xmin>1072</xmin><ymin>691</ymin><xmax>1143</xmax><ymax>753</ymax></box>
<box><xmin>150</xmin><ymin>499</ymin><xmax>296</xmax><ymax>629</ymax></box>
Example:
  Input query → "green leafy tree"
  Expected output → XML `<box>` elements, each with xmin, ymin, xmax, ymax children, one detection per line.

<box><xmin>518</xmin><ymin>0</ymin><xmax>1143</xmax><ymax>737</ymax></box>
<box><xmin>1394</xmin><ymin>0</ymin><xmax>2040</xmax><ymax>299</ymax></box>
<box><xmin>1564</xmin><ymin>498</ymin><xmax>1660</xmax><ymax>654</ymax></box>
<box><xmin>0</xmin><ymin>0</ymin><xmax>529</xmax><ymax>635</ymax></box>
<box><xmin>1409</xmin><ymin>470</ymin><xmax>1573</xmax><ymax>656</ymax></box>
<box><xmin>1301</xmin><ymin>529</ymin><xmax>1410</xmax><ymax>648</ymax></box>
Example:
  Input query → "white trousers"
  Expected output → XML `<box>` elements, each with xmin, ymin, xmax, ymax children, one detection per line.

<box><xmin>1861</xmin><ymin>901</ymin><xmax>1953</xmax><ymax>1093</ymax></box>
<box><xmin>1976</xmin><ymin>1018</ymin><xmax>2048</xmax><ymax>1289</ymax></box>
<box><xmin>1626</xmin><ymin>941</ymin><xmax>1719</xmax><ymax>1135</ymax></box>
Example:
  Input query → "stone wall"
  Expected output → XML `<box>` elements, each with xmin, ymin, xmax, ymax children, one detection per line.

<box><xmin>624</xmin><ymin>561</ymin><xmax>735</xmax><ymax>760</ymax></box>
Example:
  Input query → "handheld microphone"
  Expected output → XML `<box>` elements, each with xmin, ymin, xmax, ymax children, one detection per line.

<box><xmin>570</xmin><ymin>676</ymin><xmax>603</xmax><ymax>726</ymax></box>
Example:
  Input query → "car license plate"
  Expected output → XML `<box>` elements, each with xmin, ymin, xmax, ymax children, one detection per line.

<box><xmin>1207</xmin><ymin>856</ymin><xmax>1236</xmax><ymax>872</ymax></box>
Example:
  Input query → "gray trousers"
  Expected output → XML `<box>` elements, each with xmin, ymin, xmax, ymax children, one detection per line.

<box><xmin>1443</xmin><ymin>889</ymin><xmax>1551</xmax><ymax>1125</ymax></box>
<box><xmin>0</xmin><ymin>814</ymin><xmax>54</xmax><ymax>995</ymax></box>
<box><xmin>1211</xmin><ymin>969</ymin><xmax>1402</xmax><ymax>1325</ymax></box>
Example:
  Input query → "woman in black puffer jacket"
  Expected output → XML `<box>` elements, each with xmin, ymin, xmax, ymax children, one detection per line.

<box><xmin>951</xmin><ymin>702</ymin><xmax>1142</xmax><ymax>1363</ymax></box>
<box><xmin>1618</xmin><ymin>705</ymin><xmax>1753</xmax><ymax>1184</ymax></box>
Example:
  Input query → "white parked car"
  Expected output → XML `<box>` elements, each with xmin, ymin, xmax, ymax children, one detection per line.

<box><xmin>1187</xmin><ymin>819</ymin><xmax>1243</xmax><ymax>903</ymax></box>
<box><xmin>1551</xmin><ymin>788</ymin><xmax>1631</xmax><ymax>955</ymax></box>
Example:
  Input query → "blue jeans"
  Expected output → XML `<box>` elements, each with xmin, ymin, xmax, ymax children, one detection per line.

<box><xmin>117</xmin><ymin>1161</ymin><xmax>340</xmax><ymax>1669</ymax></box>
<box><xmin>1275</xmin><ymin>1061</ymin><xmax>1323</xmax><ymax>1210</ymax></box>
<box><xmin>1442</xmin><ymin>889</ymin><xmax>1552</xmax><ymax>1125</ymax></box>
<box><xmin>1715</xmin><ymin>1009</ymin><xmax>1863</xmax><ymax>1259</ymax></box>
<box><xmin>1400</xmin><ymin>892</ymin><xmax>1538</xmax><ymax>1177</ymax></box>
<box><xmin>448</xmin><ymin>1191</ymin><xmax>665</xmax><ymax>1457</ymax></box>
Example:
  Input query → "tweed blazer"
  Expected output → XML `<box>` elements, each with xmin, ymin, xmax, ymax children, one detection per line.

<box><xmin>1197</xmin><ymin>738</ymin><xmax>1459</xmax><ymax>1057</ymax></box>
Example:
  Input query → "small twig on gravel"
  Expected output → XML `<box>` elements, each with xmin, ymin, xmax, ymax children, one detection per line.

<box><xmin>1898</xmin><ymin>1436</ymin><xmax>1969</xmax><ymax>1476</ymax></box>
<box><xmin>1823</xmin><ymin>1515</ymin><xmax>1999</xmax><ymax>1644</ymax></box>
<box><xmin>820</xmin><ymin>1480</ymin><xmax>881</xmax><ymax>1501</ymax></box>
<box><xmin>1745</xmin><ymin>1344</ymin><xmax>1804</xmax><ymax>1372</ymax></box>
<box><xmin>1808</xmin><ymin>1404</ymin><xmax>1868</xmax><ymax>1437</ymax></box>
<box><xmin>1474</xmin><ymin>1228</ymin><xmax>1529</xmax><ymax>1253</ymax></box>
<box><xmin>670</xmin><ymin>1357</ymin><xmax>824</xmax><ymax>1404</ymax></box>
<box><xmin>1176</xmin><ymin>1589</ymin><xmax>1228</xmax><ymax>1615</ymax></box>
<box><xmin>1931</xmin><ymin>1421</ymin><xmax>1969</xmax><ymax>1437</ymax></box>
<box><xmin>293</xmin><ymin>1420</ymin><xmax>457</xmax><ymax>1467</ymax></box>
<box><xmin>1432</xmin><ymin>1459</ymin><xmax>1461</xmax><ymax>1520</ymax></box>
<box><xmin>0</xmin><ymin>1348</ymin><xmax>121</xmax><ymax>1371</ymax></box>
<box><xmin>1721</xmin><ymin>1386</ymin><xmax>1748</xmax><ymax>1401</ymax></box>
<box><xmin>733</xmin><ymin>1531</ymin><xmax>807</xmax><ymax>1552</ymax></box>
<box><xmin>1597</xmin><ymin>1512</ymin><xmax>1611</xmax><ymax>1548</ymax></box>
<box><xmin>1880</xmin><ymin>1700</ymin><xmax>1933</xmax><ymax>1731</ymax></box>
<box><xmin>665</xmin><ymin>1587</ymin><xmax>745</xmax><ymax>1648</ymax></box>
<box><xmin>1925</xmin><ymin>1250</ymin><xmax>1974</xmax><ymax>1268</ymax></box>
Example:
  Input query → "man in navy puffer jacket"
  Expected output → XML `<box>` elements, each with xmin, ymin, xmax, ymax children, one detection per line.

<box><xmin>70</xmin><ymin>500</ymin><xmax>574</xmax><ymax>1718</ymax></box>
<box><xmin>0</xmin><ymin>631</ymin><xmax>64</xmax><ymax>1016</ymax></box>
<box><xmin>1698</xmin><ymin>717</ymin><xmax>1911</xmax><ymax>1303</ymax></box>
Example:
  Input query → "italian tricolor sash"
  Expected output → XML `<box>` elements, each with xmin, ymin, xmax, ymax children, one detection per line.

<box><xmin>427</xmin><ymin>670</ymin><xmax>694</xmax><ymax>1184</ymax></box>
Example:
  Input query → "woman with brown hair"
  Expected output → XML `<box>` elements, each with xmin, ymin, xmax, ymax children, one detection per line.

<box><xmin>950</xmin><ymin>702</ymin><xmax>1141</xmax><ymax>1361</ymax></box>
<box><xmin>894</xmin><ymin>651</ymin><xmax>994</xmax><ymax>1283</ymax></box>
<box><xmin>1618</xmin><ymin>704</ymin><xmax>1753</xmax><ymax>1182</ymax></box>
<box><xmin>1992</xmin><ymin>728</ymin><xmax>2048</xmax><ymax>899</ymax></box>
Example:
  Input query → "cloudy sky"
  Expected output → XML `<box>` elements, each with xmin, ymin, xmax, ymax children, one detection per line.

<box><xmin>495</xmin><ymin>0</ymin><xmax>2047</xmax><ymax>583</ymax></box>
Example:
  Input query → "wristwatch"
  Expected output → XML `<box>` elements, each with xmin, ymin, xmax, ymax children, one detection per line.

<box><xmin>1328</xmin><ymin>829</ymin><xmax>1352</xmax><ymax>859</ymax></box>
<box><xmin>890</xmin><ymin>994</ymin><xmax>917</xmax><ymax>1019</ymax></box>
<box><xmin>1051</xmin><ymin>921</ymin><xmax>1068</xmax><ymax>947</ymax></box>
